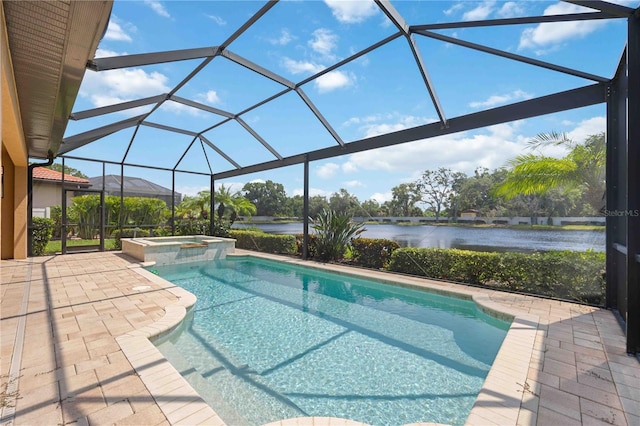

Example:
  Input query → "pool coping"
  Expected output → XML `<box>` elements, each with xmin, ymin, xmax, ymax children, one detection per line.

<box><xmin>121</xmin><ymin>250</ymin><xmax>540</xmax><ymax>426</ymax></box>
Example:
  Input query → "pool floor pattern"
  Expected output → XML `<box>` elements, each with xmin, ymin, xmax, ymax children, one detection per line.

<box><xmin>1</xmin><ymin>250</ymin><xmax>638</xmax><ymax>425</ymax></box>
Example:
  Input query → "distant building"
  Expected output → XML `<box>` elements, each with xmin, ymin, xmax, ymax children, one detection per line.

<box><xmin>32</xmin><ymin>167</ymin><xmax>91</xmax><ymax>211</ymax></box>
<box><xmin>87</xmin><ymin>175</ymin><xmax>182</xmax><ymax>206</ymax></box>
<box><xmin>460</xmin><ymin>209</ymin><xmax>478</xmax><ymax>219</ymax></box>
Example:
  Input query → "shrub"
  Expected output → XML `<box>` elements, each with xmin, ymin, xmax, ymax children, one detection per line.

<box><xmin>229</xmin><ymin>230</ymin><xmax>296</xmax><ymax>255</ymax></box>
<box><xmin>351</xmin><ymin>238</ymin><xmax>400</xmax><ymax>269</ymax></box>
<box><xmin>175</xmin><ymin>218</ymin><xmax>230</xmax><ymax>237</ymax></box>
<box><xmin>32</xmin><ymin>217</ymin><xmax>54</xmax><ymax>256</ymax></box>
<box><xmin>296</xmin><ymin>233</ymin><xmax>318</xmax><ymax>259</ymax></box>
<box><xmin>310</xmin><ymin>209</ymin><xmax>365</xmax><ymax>262</ymax></box>
<box><xmin>113</xmin><ymin>228</ymin><xmax>150</xmax><ymax>250</ymax></box>
<box><xmin>387</xmin><ymin>248</ymin><xmax>605</xmax><ymax>305</ymax></box>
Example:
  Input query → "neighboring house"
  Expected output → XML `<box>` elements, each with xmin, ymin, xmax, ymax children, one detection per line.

<box><xmin>87</xmin><ymin>175</ymin><xmax>182</xmax><ymax>206</ymax></box>
<box><xmin>32</xmin><ymin>167</ymin><xmax>92</xmax><ymax>214</ymax></box>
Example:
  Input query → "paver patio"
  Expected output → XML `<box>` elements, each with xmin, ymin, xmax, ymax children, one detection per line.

<box><xmin>1</xmin><ymin>251</ymin><xmax>638</xmax><ymax>425</ymax></box>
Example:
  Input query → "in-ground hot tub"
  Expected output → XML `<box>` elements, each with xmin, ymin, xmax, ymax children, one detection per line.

<box><xmin>122</xmin><ymin>235</ymin><xmax>235</xmax><ymax>265</ymax></box>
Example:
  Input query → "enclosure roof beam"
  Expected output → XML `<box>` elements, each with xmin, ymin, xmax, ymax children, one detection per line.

<box><xmin>236</xmin><ymin>117</ymin><xmax>283</xmax><ymax>160</ymax></box>
<box><xmin>562</xmin><ymin>0</ymin><xmax>635</xmax><ymax>17</ymax></box>
<box><xmin>59</xmin><ymin>114</ymin><xmax>145</xmax><ymax>155</ymax></box>
<box><xmin>141</xmin><ymin>121</ymin><xmax>199</xmax><ymax>136</ymax></box>
<box><xmin>222</xmin><ymin>50</ymin><xmax>295</xmax><ymax>89</ymax></box>
<box><xmin>416</xmin><ymin>30</ymin><xmax>609</xmax><ymax>83</ymax></box>
<box><xmin>219</xmin><ymin>0</ymin><xmax>278</xmax><ymax>49</ymax></box>
<box><xmin>170</xmin><ymin>95</ymin><xmax>234</xmax><ymax>118</ymax></box>
<box><xmin>213</xmin><ymin>83</ymin><xmax>606</xmax><ymax>179</ymax></box>
<box><xmin>70</xmin><ymin>94</ymin><xmax>167</xmax><ymax>120</ymax></box>
<box><xmin>174</xmin><ymin>136</ymin><xmax>199</xmax><ymax>170</ymax></box>
<box><xmin>375</xmin><ymin>0</ymin><xmax>409</xmax><ymax>34</ymax></box>
<box><xmin>375</xmin><ymin>0</ymin><xmax>447</xmax><ymax>126</ymax></box>
<box><xmin>200</xmin><ymin>135</ymin><xmax>242</xmax><ymax>169</ymax></box>
<box><xmin>295</xmin><ymin>88</ymin><xmax>344</xmax><ymax>147</ymax></box>
<box><xmin>410</xmin><ymin>11</ymin><xmax>619</xmax><ymax>31</ymax></box>
<box><xmin>88</xmin><ymin>47</ymin><xmax>220</xmax><ymax>71</ymax></box>
<box><xmin>297</xmin><ymin>31</ymin><xmax>403</xmax><ymax>87</ymax></box>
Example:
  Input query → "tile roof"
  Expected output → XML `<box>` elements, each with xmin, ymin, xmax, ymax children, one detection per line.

<box><xmin>32</xmin><ymin>167</ymin><xmax>90</xmax><ymax>184</ymax></box>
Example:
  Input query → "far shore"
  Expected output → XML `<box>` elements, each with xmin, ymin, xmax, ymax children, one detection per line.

<box><xmin>235</xmin><ymin>219</ymin><xmax>606</xmax><ymax>232</ymax></box>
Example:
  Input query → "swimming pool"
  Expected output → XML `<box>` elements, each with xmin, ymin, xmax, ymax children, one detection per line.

<box><xmin>150</xmin><ymin>256</ymin><xmax>510</xmax><ymax>426</ymax></box>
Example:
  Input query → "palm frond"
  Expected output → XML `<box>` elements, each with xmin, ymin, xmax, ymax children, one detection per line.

<box><xmin>493</xmin><ymin>156</ymin><xmax>578</xmax><ymax>199</ymax></box>
<box><xmin>527</xmin><ymin>131</ymin><xmax>574</xmax><ymax>150</ymax></box>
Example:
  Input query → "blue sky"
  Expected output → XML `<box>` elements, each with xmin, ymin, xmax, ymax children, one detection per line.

<box><xmin>62</xmin><ymin>0</ymin><xmax>634</xmax><ymax>203</ymax></box>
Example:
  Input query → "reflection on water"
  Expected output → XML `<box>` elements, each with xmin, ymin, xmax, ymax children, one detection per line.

<box><xmin>233</xmin><ymin>222</ymin><xmax>605</xmax><ymax>253</ymax></box>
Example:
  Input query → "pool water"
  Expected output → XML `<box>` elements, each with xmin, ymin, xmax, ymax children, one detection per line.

<box><xmin>151</xmin><ymin>257</ymin><xmax>510</xmax><ymax>426</ymax></box>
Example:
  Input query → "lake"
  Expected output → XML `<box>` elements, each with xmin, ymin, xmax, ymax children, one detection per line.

<box><xmin>232</xmin><ymin>222</ymin><xmax>605</xmax><ymax>253</ymax></box>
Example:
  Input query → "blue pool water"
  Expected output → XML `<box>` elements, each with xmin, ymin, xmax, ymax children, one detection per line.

<box><xmin>150</xmin><ymin>257</ymin><xmax>510</xmax><ymax>426</ymax></box>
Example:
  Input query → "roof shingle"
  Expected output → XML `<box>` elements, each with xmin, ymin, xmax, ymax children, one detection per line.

<box><xmin>32</xmin><ymin>167</ymin><xmax>90</xmax><ymax>184</ymax></box>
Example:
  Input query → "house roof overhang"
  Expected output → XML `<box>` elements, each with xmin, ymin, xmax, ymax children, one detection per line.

<box><xmin>2</xmin><ymin>0</ymin><xmax>113</xmax><ymax>160</ymax></box>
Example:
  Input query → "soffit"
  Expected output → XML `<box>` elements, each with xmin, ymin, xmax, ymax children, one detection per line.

<box><xmin>2</xmin><ymin>0</ymin><xmax>112</xmax><ymax>159</ymax></box>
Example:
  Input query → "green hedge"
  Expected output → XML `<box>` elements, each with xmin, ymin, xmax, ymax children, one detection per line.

<box><xmin>32</xmin><ymin>217</ymin><xmax>55</xmax><ymax>256</ymax></box>
<box><xmin>351</xmin><ymin>238</ymin><xmax>400</xmax><ymax>269</ymax></box>
<box><xmin>175</xmin><ymin>219</ymin><xmax>230</xmax><ymax>237</ymax></box>
<box><xmin>229</xmin><ymin>230</ymin><xmax>297</xmax><ymax>255</ymax></box>
<box><xmin>113</xmin><ymin>228</ymin><xmax>150</xmax><ymax>250</ymax></box>
<box><xmin>387</xmin><ymin>248</ymin><xmax>605</xmax><ymax>305</ymax></box>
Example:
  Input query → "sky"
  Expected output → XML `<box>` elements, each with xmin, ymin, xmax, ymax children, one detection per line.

<box><xmin>61</xmin><ymin>0</ymin><xmax>635</xmax><ymax>204</ymax></box>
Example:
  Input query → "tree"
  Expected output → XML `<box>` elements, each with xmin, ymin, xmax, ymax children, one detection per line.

<box><xmin>242</xmin><ymin>180</ymin><xmax>288</xmax><ymax>216</ymax></box>
<box><xmin>389</xmin><ymin>183</ymin><xmax>421</xmax><ymax>217</ymax></box>
<box><xmin>416</xmin><ymin>167</ymin><xmax>464</xmax><ymax>221</ymax></box>
<box><xmin>493</xmin><ymin>132</ymin><xmax>605</xmax><ymax>215</ymax></box>
<box><xmin>360</xmin><ymin>199</ymin><xmax>382</xmax><ymax>218</ymax></box>
<box><xmin>329</xmin><ymin>188</ymin><xmax>360</xmax><ymax>216</ymax></box>
<box><xmin>47</xmin><ymin>163</ymin><xmax>88</xmax><ymax>179</ymax></box>
<box><xmin>308</xmin><ymin>195</ymin><xmax>330</xmax><ymax>219</ymax></box>
<box><xmin>216</xmin><ymin>184</ymin><xmax>256</xmax><ymax>224</ymax></box>
<box><xmin>457</xmin><ymin>168</ymin><xmax>507</xmax><ymax>216</ymax></box>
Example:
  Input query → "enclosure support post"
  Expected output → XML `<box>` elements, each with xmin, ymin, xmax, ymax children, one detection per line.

<box><xmin>171</xmin><ymin>171</ymin><xmax>176</xmax><ymax>236</ymax></box>
<box><xmin>625</xmin><ymin>10</ymin><xmax>640</xmax><ymax>354</ymax></box>
<box><xmin>119</xmin><ymin>164</ymin><xmax>124</xmax><ymax>238</ymax></box>
<box><xmin>99</xmin><ymin>163</ymin><xmax>105</xmax><ymax>251</ymax></box>
<box><xmin>303</xmin><ymin>155</ymin><xmax>309</xmax><ymax>260</ymax></box>
<box><xmin>606</xmin><ymin>78</ymin><xmax>620</xmax><ymax>309</ymax></box>
<box><xmin>61</xmin><ymin>158</ymin><xmax>67</xmax><ymax>254</ymax></box>
<box><xmin>210</xmin><ymin>174</ymin><xmax>215</xmax><ymax>236</ymax></box>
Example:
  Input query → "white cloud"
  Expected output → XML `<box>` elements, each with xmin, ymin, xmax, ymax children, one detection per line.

<box><xmin>160</xmin><ymin>101</ymin><xmax>203</xmax><ymax>117</ymax></box>
<box><xmin>292</xmin><ymin>187</ymin><xmax>331</xmax><ymax>197</ymax></box>
<box><xmin>344</xmin><ymin>180</ymin><xmax>364</xmax><ymax>188</ymax></box>
<box><xmin>443</xmin><ymin>3</ymin><xmax>464</xmax><ymax>16</ymax></box>
<box><xmin>469</xmin><ymin>90</ymin><xmax>533</xmax><ymax>108</ymax></box>
<box><xmin>370</xmin><ymin>191</ymin><xmax>391</xmax><ymax>204</ymax></box>
<box><xmin>104</xmin><ymin>21</ymin><xmax>132</xmax><ymax>42</ymax></box>
<box><xmin>497</xmin><ymin>2</ymin><xmax>525</xmax><ymax>18</ymax></box>
<box><xmin>94</xmin><ymin>48</ymin><xmax>123</xmax><ymax>59</ymax></box>
<box><xmin>197</xmin><ymin>90</ymin><xmax>222</xmax><ymax>105</ymax></box>
<box><xmin>316</xmin><ymin>162</ymin><xmax>340</xmax><ymax>179</ymax></box>
<box><xmin>80</xmin><ymin>67</ymin><xmax>170</xmax><ymax>111</ymax></box>
<box><xmin>309</xmin><ymin>28</ymin><xmax>338</xmax><ymax>58</ymax></box>
<box><xmin>518</xmin><ymin>3</ymin><xmax>607</xmax><ymax>52</ymax></box>
<box><xmin>346</xmin><ymin>113</ymin><xmax>435</xmax><ymax>138</ymax></box>
<box><xmin>206</xmin><ymin>14</ymin><xmax>226</xmax><ymax>26</ymax></box>
<box><xmin>282</xmin><ymin>57</ymin><xmax>324</xmax><ymax>74</ymax></box>
<box><xmin>144</xmin><ymin>0</ymin><xmax>170</xmax><ymax>18</ymax></box>
<box><xmin>566</xmin><ymin>116</ymin><xmax>606</xmax><ymax>144</ymax></box>
<box><xmin>324</xmin><ymin>0</ymin><xmax>378</xmax><ymax>23</ymax></box>
<box><xmin>462</xmin><ymin>1</ymin><xmax>496</xmax><ymax>21</ymax></box>
<box><xmin>176</xmin><ymin>185</ymin><xmax>209</xmax><ymax>197</ymax></box>
<box><xmin>314</xmin><ymin>70</ymin><xmax>355</xmax><ymax>93</ymax></box>
<box><xmin>269</xmin><ymin>29</ymin><xmax>294</xmax><ymax>46</ymax></box>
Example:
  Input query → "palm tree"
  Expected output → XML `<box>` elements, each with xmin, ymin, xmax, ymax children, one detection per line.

<box><xmin>215</xmin><ymin>184</ymin><xmax>257</xmax><ymax>224</ymax></box>
<box><xmin>493</xmin><ymin>132</ymin><xmax>605</xmax><ymax>214</ymax></box>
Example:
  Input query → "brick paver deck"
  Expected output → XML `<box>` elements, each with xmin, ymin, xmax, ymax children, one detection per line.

<box><xmin>1</xmin><ymin>251</ymin><xmax>638</xmax><ymax>425</ymax></box>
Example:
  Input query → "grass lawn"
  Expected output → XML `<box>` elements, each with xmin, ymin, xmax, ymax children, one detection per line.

<box><xmin>45</xmin><ymin>239</ymin><xmax>117</xmax><ymax>254</ymax></box>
